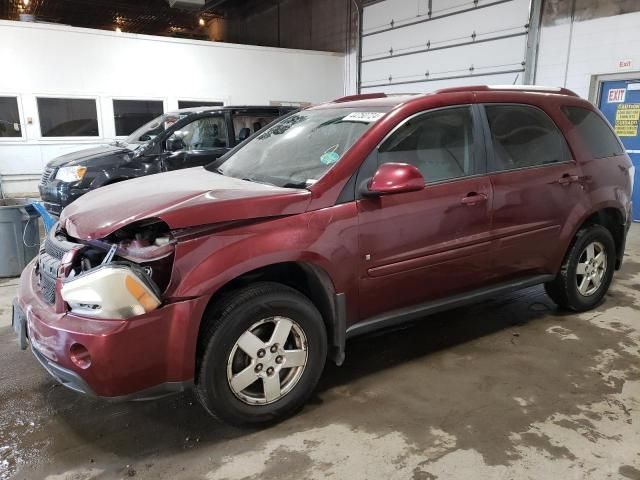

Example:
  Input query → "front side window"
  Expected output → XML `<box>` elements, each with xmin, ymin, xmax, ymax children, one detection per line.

<box><xmin>562</xmin><ymin>106</ymin><xmax>624</xmax><ymax>159</ymax></box>
<box><xmin>378</xmin><ymin>107</ymin><xmax>475</xmax><ymax>183</ymax></box>
<box><xmin>172</xmin><ymin>115</ymin><xmax>227</xmax><ymax>150</ymax></box>
<box><xmin>485</xmin><ymin>104</ymin><xmax>567</xmax><ymax>172</ymax></box>
<box><xmin>215</xmin><ymin>107</ymin><xmax>388</xmax><ymax>188</ymax></box>
<box><xmin>0</xmin><ymin>97</ymin><xmax>21</xmax><ymax>138</ymax></box>
<box><xmin>37</xmin><ymin>97</ymin><xmax>99</xmax><ymax>137</ymax></box>
<box><xmin>113</xmin><ymin>100</ymin><xmax>164</xmax><ymax>136</ymax></box>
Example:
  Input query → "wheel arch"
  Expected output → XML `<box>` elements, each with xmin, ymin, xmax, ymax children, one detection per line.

<box><xmin>195</xmin><ymin>260</ymin><xmax>346</xmax><ymax>375</ymax></box>
<box><xmin>569</xmin><ymin>204</ymin><xmax>628</xmax><ymax>269</ymax></box>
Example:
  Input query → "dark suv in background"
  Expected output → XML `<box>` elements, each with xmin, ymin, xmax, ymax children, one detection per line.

<box><xmin>38</xmin><ymin>105</ymin><xmax>296</xmax><ymax>215</ymax></box>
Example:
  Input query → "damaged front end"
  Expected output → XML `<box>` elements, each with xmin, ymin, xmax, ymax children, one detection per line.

<box><xmin>38</xmin><ymin>218</ymin><xmax>175</xmax><ymax>320</ymax></box>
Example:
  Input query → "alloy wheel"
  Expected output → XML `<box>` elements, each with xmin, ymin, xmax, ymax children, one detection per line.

<box><xmin>576</xmin><ymin>241</ymin><xmax>607</xmax><ymax>297</ymax></box>
<box><xmin>226</xmin><ymin>316</ymin><xmax>308</xmax><ymax>405</ymax></box>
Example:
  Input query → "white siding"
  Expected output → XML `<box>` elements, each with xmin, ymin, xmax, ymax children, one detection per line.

<box><xmin>536</xmin><ymin>11</ymin><xmax>640</xmax><ymax>99</ymax></box>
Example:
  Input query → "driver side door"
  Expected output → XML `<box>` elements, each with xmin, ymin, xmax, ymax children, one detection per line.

<box><xmin>163</xmin><ymin>113</ymin><xmax>230</xmax><ymax>171</ymax></box>
<box><xmin>357</xmin><ymin>105</ymin><xmax>494</xmax><ymax>320</ymax></box>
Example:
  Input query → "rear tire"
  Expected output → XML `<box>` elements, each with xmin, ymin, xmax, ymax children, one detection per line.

<box><xmin>544</xmin><ymin>225</ymin><xmax>615</xmax><ymax>312</ymax></box>
<box><xmin>195</xmin><ymin>282</ymin><xmax>327</xmax><ymax>426</ymax></box>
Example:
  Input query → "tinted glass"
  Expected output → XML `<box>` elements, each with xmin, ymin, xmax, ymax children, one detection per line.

<box><xmin>37</xmin><ymin>98</ymin><xmax>98</xmax><ymax>137</ymax></box>
<box><xmin>485</xmin><ymin>105</ymin><xmax>567</xmax><ymax>172</ymax></box>
<box><xmin>113</xmin><ymin>100</ymin><xmax>164</xmax><ymax>136</ymax></box>
<box><xmin>233</xmin><ymin>113</ymin><xmax>279</xmax><ymax>142</ymax></box>
<box><xmin>178</xmin><ymin>100</ymin><xmax>223</xmax><ymax>109</ymax></box>
<box><xmin>0</xmin><ymin>97</ymin><xmax>21</xmax><ymax>138</ymax></box>
<box><xmin>562</xmin><ymin>106</ymin><xmax>624</xmax><ymax>158</ymax></box>
<box><xmin>216</xmin><ymin>107</ymin><xmax>387</xmax><ymax>188</ymax></box>
<box><xmin>378</xmin><ymin>107</ymin><xmax>475</xmax><ymax>183</ymax></box>
<box><xmin>172</xmin><ymin>115</ymin><xmax>227</xmax><ymax>150</ymax></box>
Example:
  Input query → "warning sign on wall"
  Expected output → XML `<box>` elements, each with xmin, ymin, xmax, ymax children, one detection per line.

<box><xmin>614</xmin><ymin>104</ymin><xmax>640</xmax><ymax>137</ymax></box>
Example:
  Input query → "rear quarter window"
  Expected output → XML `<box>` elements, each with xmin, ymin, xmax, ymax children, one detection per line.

<box><xmin>561</xmin><ymin>106</ymin><xmax>625</xmax><ymax>159</ymax></box>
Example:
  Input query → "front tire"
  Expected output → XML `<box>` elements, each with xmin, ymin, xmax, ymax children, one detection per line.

<box><xmin>195</xmin><ymin>282</ymin><xmax>327</xmax><ymax>426</ymax></box>
<box><xmin>545</xmin><ymin>225</ymin><xmax>616</xmax><ymax>312</ymax></box>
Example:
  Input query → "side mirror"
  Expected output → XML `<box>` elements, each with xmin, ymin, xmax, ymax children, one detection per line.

<box><xmin>165</xmin><ymin>132</ymin><xmax>186</xmax><ymax>152</ymax></box>
<box><xmin>361</xmin><ymin>162</ymin><xmax>424</xmax><ymax>197</ymax></box>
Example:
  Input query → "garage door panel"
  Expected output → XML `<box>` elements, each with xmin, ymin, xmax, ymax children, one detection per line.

<box><xmin>361</xmin><ymin>0</ymin><xmax>531</xmax><ymax>92</ymax></box>
<box><xmin>361</xmin><ymin>38</ymin><xmax>526</xmax><ymax>88</ymax></box>
<box><xmin>362</xmin><ymin>0</ymin><xmax>529</xmax><ymax>60</ymax></box>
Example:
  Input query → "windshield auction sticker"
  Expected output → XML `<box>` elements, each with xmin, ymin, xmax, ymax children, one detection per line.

<box><xmin>342</xmin><ymin>112</ymin><xmax>386</xmax><ymax>123</ymax></box>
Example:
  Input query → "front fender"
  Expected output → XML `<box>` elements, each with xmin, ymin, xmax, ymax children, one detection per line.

<box><xmin>166</xmin><ymin>204</ymin><xmax>359</xmax><ymax>303</ymax></box>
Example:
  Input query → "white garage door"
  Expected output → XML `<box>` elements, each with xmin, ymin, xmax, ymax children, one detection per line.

<box><xmin>361</xmin><ymin>0</ymin><xmax>532</xmax><ymax>94</ymax></box>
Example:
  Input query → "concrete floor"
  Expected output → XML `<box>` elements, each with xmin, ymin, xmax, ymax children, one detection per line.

<box><xmin>1</xmin><ymin>226</ymin><xmax>639</xmax><ymax>480</ymax></box>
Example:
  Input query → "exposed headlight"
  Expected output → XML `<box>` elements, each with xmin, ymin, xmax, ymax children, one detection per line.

<box><xmin>56</xmin><ymin>166</ymin><xmax>87</xmax><ymax>183</ymax></box>
<box><xmin>61</xmin><ymin>264</ymin><xmax>160</xmax><ymax>319</ymax></box>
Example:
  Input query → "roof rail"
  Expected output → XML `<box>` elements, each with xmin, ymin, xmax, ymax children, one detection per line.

<box><xmin>332</xmin><ymin>93</ymin><xmax>387</xmax><ymax>103</ymax></box>
<box><xmin>435</xmin><ymin>85</ymin><xmax>579</xmax><ymax>97</ymax></box>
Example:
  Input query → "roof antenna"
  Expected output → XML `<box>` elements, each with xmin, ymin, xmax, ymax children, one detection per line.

<box><xmin>513</xmin><ymin>73</ymin><xmax>520</xmax><ymax>85</ymax></box>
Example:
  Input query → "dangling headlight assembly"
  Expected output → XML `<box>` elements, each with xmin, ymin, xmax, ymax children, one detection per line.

<box><xmin>61</xmin><ymin>264</ymin><xmax>161</xmax><ymax>319</ymax></box>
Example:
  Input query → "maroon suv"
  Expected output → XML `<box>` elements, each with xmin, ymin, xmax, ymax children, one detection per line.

<box><xmin>14</xmin><ymin>86</ymin><xmax>633</xmax><ymax>425</ymax></box>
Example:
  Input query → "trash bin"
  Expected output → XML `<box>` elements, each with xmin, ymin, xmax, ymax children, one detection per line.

<box><xmin>0</xmin><ymin>198</ymin><xmax>40</xmax><ymax>277</ymax></box>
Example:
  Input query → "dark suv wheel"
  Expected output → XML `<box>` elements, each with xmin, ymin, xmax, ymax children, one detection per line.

<box><xmin>545</xmin><ymin>225</ymin><xmax>616</xmax><ymax>312</ymax></box>
<box><xmin>195</xmin><ymin>282</ymin><xmax>327</xmax><ymax>426</ymax></box>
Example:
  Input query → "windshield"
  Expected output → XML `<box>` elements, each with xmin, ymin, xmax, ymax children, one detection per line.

<box><xmin>124</xmin><ymin>113</ymin><xmax>188</xmax><ymax>144</ymax></box>
<box><xmin>213</xmin><ymin>107</ymin><xmax>389</xmax><ymax>188</ymax></box>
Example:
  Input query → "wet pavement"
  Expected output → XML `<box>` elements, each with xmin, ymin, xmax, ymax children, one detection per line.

<box><xmin>1</xmin><ymin>225</ymin><xmax>639</xmax><ymax>480</ymax></box>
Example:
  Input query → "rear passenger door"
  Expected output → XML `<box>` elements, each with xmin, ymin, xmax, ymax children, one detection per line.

<box><xmin>357</xmin><ymin>105</ymin><xmax>494</xmax><ymax>320</ymax></box>
<box><xmin>481</xmin><ymin>104</ymin><xmax>588</xmax><ymax>281</ymax></box>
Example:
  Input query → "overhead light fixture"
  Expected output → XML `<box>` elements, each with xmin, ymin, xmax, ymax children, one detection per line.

<box><xmin>199</xmin><ymin>17</ymin><xmax>205</xmax><ymax>26</ymax></box>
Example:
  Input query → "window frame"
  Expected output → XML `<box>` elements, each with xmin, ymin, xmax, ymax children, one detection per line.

<box><xmin>111</xmin><ymin>97</ymin><xmax>167</xmax><ymax>138</ymax></box>
<box><xmin>374</xmin><ymin>104</ymin><xmax>487</xmax><ymax>186</ymax></box>
<box><xmin>35</xmin><ymin>94</ymin><xmax>103</xmax><ymax>140</ymax></box>
<box><xmin>352</xmin><ymin>104</ymin><xmax>487</xmax><ymax>201</ymax></box>
<box><xmin>0</xmin><ymin>93</ymin><xmax>26</xmax><ymax>142</ymax></box>
<box><xmin>165</xmin><ymin>111</ymin><xmax>231</xmax><ymax>152</ymax></box>
<box><xmin>478</xmin><ymin>102</ymin><xmax>574</xmax><ymax>175</ymax></box>
<box><xmin>560</xmin><ymin>105</ymin><xmax>625</xmax><ymax>160</ymax></box>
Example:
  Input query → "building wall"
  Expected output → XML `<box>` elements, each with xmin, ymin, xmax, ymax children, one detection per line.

<box><xmin>536</xmin><ymin>1</ymin><xmax>640</xmax><ymax>98</ymax></box>
<box><xmin>0</xmin><ymin>20</ymin><xmax>344</xmax><ymax>195</ymax></box>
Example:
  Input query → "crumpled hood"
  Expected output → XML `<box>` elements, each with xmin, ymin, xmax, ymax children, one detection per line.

<box><xmin>60</xmin><ymin>167</ymin><xmax>311</xmax><ymax>240</ymax></box>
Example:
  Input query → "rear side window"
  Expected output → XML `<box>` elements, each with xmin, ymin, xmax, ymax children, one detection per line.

<box><xmin>561</xmin><ymin>106</ymin><xmax>624</xmax><ymax>159</ymax></box>
<box><xmin>378</xmin><ymin>106</ymin><xmax>476</xmax><ymax>183</ymax></box>
<box><xmin>485</xmin><ymin>104</ymin><xmax>567</xmax><ymax>172</ymax></box>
